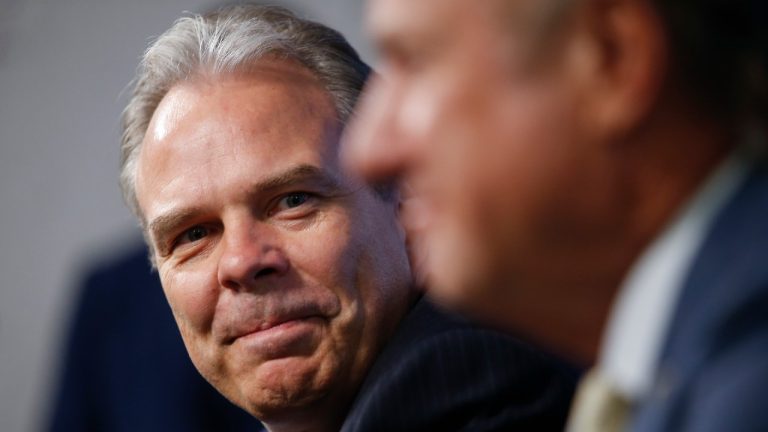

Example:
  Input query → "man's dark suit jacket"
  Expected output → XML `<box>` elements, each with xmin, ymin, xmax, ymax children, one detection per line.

<box><xmin>48</xmin><ymin>242</ymin><xmax>262</xmax><ymax>432</ymax></box>
<box><xmin>341</xmin><ymin>298</ymin><xmax>578</xmax><ymax>431</ymax></box>
<box><xmin>631</xmin><ymin>165</ymin><xmax>768</xmax><ymax>431</ymax></box>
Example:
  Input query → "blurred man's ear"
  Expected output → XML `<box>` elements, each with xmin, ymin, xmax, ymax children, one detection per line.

<box><xmin>566</xmin><ymin>0</ymin><xmax>668</xmax><ymax>144</ymax></box>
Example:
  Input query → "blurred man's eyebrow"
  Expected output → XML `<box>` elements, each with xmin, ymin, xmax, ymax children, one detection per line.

<box><xmin>375</xmin><ymin>27</ymin><xmax>418</xmax><ymax>55</ymax></box>
<box><xmin>374</xmin><ymin>25</ymin><xmax>445</xmax><ymax>66</ymax></box>
<box><xmin>374</xmin><ymin>32</ymin><xmax>399</xmax><ymax>53</ymax></box>
<box><xmin>147</xmin><ymin>164</ymin><xmax>343</xmax><ymax>244</ymax></box>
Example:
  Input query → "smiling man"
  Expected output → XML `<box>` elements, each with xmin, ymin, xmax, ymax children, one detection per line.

<box><xmin>134</xmin><ymin>64</ymin><xmax>408</xmax><ymax>431</ymax></box>
<box><xmin>119</xmin><ymin>5</ymin><xmax>575</xmax><ymax>432</ymax></box>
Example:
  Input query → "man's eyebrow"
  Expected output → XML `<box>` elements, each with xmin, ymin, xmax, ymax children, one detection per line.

<box><xmin>146</xmin><ymin>164</ymin><xmax>344</xmax><ymax>244</ymax></box>
<box><xmin>252</xmin><ymin>164</ymin><xmax>344</xmax><ymax>195</ymax></box>
<box><xmin>147</xmin><ymin>207</ymin><xmax>205</xmax><ymax>249</ymax></box>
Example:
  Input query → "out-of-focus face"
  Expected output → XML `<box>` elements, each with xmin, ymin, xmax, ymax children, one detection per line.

<box><xmin>135</xmin><ymin>60</ymin><xmax>413</xmax><ymax>425</ymax></box>
<box><xmin>346</xmin><ymin>0</ymin><xmax>603</xmax><ymax>320</ymax></box>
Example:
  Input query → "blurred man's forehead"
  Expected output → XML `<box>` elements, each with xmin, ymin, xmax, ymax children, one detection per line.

<box><xmin>367</xmin><ymin>0</ymin><xmax>565</xmax><ymax>51</ymax></box>
<box><xmin>368</xmin><ymin>0</ymin><xmax>455</xmax><ymax>47</ymax></box>
<box><xmin>367</xmin><ymin>0</ymin><xmax>504</xmax><ymax>41</ymax></box>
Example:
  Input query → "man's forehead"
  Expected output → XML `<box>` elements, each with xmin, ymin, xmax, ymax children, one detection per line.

<box><xmin>158</xmin><ymin>62</ymin><xmax>326</xmax><ymax>121</ymax></box>
<box><xmin>148</xmin><ymin>84</ymin><xmax>200</xmax><ymax>145</ymax></box>
<box><xmin>136</xmin><ymin>61</ymin><xmax>343</xmax><ymax>215</ymax></box>
<box><xmin>142</xmin><ymin>63</ymin><xmax>338</xmax><ymax>156</ymax></box>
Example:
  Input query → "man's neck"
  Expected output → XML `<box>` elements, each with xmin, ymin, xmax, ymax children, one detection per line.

<box><xmin>516</xmin><ymin>104</ymin><xmax>735</xmax><ymax>366</ymax></box>
<box><xmin>581</xmin><ymin>103</ymin><xmax>735</xmax><ymax>362</ymax></box>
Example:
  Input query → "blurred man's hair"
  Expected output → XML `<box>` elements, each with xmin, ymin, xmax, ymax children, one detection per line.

<box><xmin>655</xmin><ymin>1</ymin><xmax>767</xmax><ymax>124</ymax></box>
<box><xmin>120</xmin><ymin>4</ymin><xmax>377</xmax><ymax>221</ymax></box>
<box><xmin>533</xmin><ymin>0</ymin><xmax>767</xmax><ymax>125</ymax></box>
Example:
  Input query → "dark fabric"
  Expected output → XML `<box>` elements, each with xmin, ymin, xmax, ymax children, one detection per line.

<box><xmin>631</xmin><ymin>166</ymin><xmax>768</xmax><ymax>432</ymax></box>
<box><xmin>47</xmin><ymin>242</ymin><xmax>262</xmax><ymax>432</ymax></box>
<box><xmin>341</xmin><ymin>298</ymin><xmax>579</xmax><ymax>432</ymax></box>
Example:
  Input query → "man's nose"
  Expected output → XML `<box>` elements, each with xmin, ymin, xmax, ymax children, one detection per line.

<box><xmin>342</xmin><ymin>75</ymin><xmax>413</xmax><ymax>183</ymax></box>
<box><xmin>217</xmin><ymin>223</ymin><xmax>289</xmax><ymax>292</ymax></box>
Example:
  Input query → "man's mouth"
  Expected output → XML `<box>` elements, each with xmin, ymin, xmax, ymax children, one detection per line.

<box><xmin>232</xmin><ymin>315</ymin><xmax>325</xmax><ymax>359</ymax></box>
<box><xmin>225</xmin><ymin>302</ymin><xmax>327</xmax><ymax>345</ymax></box>
<box><xmin>238</xmin><ymin>315</ymin><xmax>320</xmax><ymax>339</ymax></box>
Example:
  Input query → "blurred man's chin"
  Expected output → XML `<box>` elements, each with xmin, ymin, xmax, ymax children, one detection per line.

<box><xmin>423</xmin><ymin>233</ymin><xmax>499</xmax><ymax>321</ymax></box>
<box><xmin>428</xmin><ymin>272</ymin><xmax>495</xmax><ymax>318</ymax></box>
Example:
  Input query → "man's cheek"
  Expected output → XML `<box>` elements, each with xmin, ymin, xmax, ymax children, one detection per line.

<box><xmin>165</xmin><ymin>268</ymin><xmax>217</xmax><ymax>321</ymax></box>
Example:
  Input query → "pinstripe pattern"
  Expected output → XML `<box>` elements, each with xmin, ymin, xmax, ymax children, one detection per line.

<box><xmin>340</xmin><ymin>299</ymin><xmax>578</xmax><ymax>431</ymax></box>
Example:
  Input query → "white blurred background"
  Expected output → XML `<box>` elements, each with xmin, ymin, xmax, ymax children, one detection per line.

<box><xmin>0</xmin><ymin>1</ymin><xmax>372</xmax><ymax>430</ymax></box>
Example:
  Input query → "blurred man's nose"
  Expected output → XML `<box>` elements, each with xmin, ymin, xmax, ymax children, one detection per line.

<box><xmin>342</xmin><ymin>75</ymin><xmax>414</xmax><ymax>183</ymax></box>
<box><xmin>217</xmin><ymin>221</ymin><xmax>290</xmax><ymax>292</ymax></box>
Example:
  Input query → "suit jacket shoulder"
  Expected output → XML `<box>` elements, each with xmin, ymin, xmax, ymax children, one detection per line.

<box><xmin>341</xmin><ymin>298</ymin><xmax>577</xmax><ymax>432</ymax></box>
<box><xmin>632</xmin><ymin>166</ymin><xmax>768</xmax><ymax>432</ymax></box>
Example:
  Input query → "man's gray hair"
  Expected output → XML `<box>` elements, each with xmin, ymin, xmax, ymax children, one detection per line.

<box><xmin>120</xmin><ymin>4</ymin><xmax>371</xmax><ymax>221</ymax></box>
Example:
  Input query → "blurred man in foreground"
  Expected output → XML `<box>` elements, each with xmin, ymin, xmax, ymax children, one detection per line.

<box><xmin>345</xmin><ymin>0</ymin><xmax>768</xmax><ymax>430</ymax></box>
<box><xmin>119</xmin><ymin>4</ymin><xmax>576</xmax><ymax>431</ymax></box>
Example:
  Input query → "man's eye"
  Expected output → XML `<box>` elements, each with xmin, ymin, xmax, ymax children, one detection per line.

<box><xmin>179</xmin><ymin>226</ymin><xmax>209</xmax><ymax>245</ymax></box>
<box><xmin>277</xmin><ymin>192</ymin><xmax>312</xmax><ymax>211</ymax></box>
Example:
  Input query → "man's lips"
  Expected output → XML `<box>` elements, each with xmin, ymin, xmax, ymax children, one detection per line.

<box><xmin>224</xmin><ymin>308</ymin><xmax>325</xmax><ymax>345</ymax></box>
<box><xmin>238</xmin><ymin>316</ymin><xmax>318</xmax><ymax>338</ymax></box>
<box><xmin>230</xmin><ymin>315</ymin><xmax>324</xmax><ymax>360</ymax></box>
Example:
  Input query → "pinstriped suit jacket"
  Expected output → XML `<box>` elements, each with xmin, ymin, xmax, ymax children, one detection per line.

<box><xmin>341</xmin><ymin>298</ymin><xmax>578</xmax><ymax>431</ymax></box>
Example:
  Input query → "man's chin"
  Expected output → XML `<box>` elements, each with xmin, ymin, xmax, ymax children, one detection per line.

<box><xmin>234</xmin><ymin>356</ymin><xmax>335</xmax><ymax>419</ymax></box>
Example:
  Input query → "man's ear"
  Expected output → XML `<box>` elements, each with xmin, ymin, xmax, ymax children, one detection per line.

<box><xmin>566</xmin><ymin>0</ymin><xmax>668</xmax><ymax>143</ymax></box>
